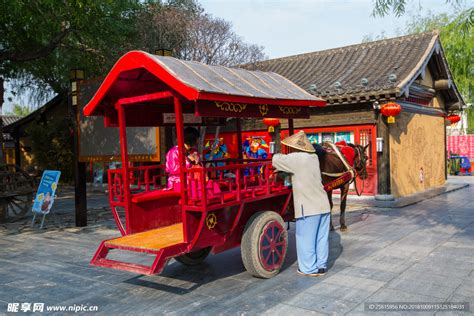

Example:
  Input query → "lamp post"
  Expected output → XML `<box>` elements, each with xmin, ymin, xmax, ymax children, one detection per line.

<box><xmin>70</xmin><ymin>69</ymin><xmax>87</xmax><ymax>227</ymax></box>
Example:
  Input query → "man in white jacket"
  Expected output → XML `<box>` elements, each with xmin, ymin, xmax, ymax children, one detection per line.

<box><xmin>272</xmin><ymin>131</ymin><xmax>331</xmax><ymax>276</ymax></box>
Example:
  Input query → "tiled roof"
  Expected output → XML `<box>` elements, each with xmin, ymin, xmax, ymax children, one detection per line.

<box><xmin>84</xmin><ymin>51</ymin><xmax>324</xmax><ymax>117</ymax></box>
<box><xmin>242</xmin><ymin>31</ymin><xmax>462</xmax><ymax>106</ymax></box>
<box><xmin>2</xmin><ymin>115</ymin><xmax>21</xmax><ymax>126</ymax></box>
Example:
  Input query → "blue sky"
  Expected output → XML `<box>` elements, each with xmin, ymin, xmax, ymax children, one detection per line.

<box><xmin>200</xmin><ymin>0</ymin><xmax>461</xmax><ymax>58</ymax></box>
<box><xmin>3</xmin><ymin>0</ymin><xmax>465</xmax><ymax>113</ymax></box>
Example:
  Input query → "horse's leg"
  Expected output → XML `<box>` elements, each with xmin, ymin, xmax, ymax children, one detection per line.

<box><xmin>327</xmin><ymin>190</ymin><xmax>335</xmax><ymax>231</ymax></box>
<box><xmin>340</xmin><ymin>184</ymin><xmax>349</xmax><ymax>231</ymax></box>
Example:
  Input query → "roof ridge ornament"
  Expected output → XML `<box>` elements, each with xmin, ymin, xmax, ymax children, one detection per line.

<box><xmin>388</xmin><ymin>73</ymin><xmax>397</xmax><ymax>83</ymax></box>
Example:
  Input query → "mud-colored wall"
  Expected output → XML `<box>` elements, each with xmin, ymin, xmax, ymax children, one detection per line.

<box><xmin>389</xmin><ymin>112</ymin><xmax>445</xmax><ymax>197</ymax></box>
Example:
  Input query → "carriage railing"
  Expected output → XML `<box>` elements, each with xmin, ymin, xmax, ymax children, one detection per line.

<box><xmin>107</xmin><ymin>160</ymin><xmax>289</xmax><ymax>209</ymax></box>
<box><xmin>108</xmin><ymin>165</ymin><xmax>168</xmax><ymax>205</ymax></box>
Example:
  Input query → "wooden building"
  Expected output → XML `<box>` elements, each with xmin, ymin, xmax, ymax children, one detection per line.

<box><xmin>1</xmin><ymin>115</ymin><xmax>21</xmax><ymax>165</ymax></box>
<box><xmin>245</xmin><ymin>31</ymin><xmax>464</xmax><ymax>198</ymax></box>
<box><xmin>3</xmin><ymin>95</ymin><xmax>67</xmax><ymax>172</ymax></box>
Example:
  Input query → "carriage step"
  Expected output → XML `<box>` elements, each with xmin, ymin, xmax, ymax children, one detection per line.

<box><xmin>90</xmin><ymin>224</ymin><xmax>188</xmax><ymax>275</ymax></box>
<box><xmin>93</xmin><ymin>258</ymin><xmax>155</xmax><ymax>275</ymax></box>
<box><xmin>105</xmin><ymin>223</ymin><xmax>184</xmax><ymax>252</ymax></box>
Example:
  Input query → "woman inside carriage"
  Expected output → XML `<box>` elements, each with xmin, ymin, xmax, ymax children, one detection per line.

<box><xmin>165</xmin><ymin>127</ymin><xmax>201</xmax><ymax>192</ymax></box>
<box><xmin>165</xmin><ymin>127</ymin><xmax>220</xmax><ymax>197</ymax></box>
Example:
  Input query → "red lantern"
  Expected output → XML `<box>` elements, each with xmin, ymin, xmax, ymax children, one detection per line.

<box><xmin>380</xmin><ymin>102</ymin><xmax>402</xmax><ymax>124</ymax></box>
<box><xmin>447</xmin><ymin>114</ymin><xmax>461</xmax><ymax>125</ymax></box>
<box><xmin>263</xmin><ymin>118</ymin><xmax>280</xmax><ymax>133</ymax></box>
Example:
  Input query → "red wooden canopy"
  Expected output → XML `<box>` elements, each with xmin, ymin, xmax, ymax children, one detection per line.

<box><xmin>83</xmin><ymin>51</ymin><xmax>325</xmax><ymax>125</ymax></box>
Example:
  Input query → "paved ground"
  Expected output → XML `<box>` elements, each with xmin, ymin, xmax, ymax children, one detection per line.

<box><xmin>0</xmin><ymin>178</ymin><xmax>473</xmax><ymax>315</ymax></box>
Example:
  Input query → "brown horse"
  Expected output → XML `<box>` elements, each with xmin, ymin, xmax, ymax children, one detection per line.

<box><xmin>315</xmin><ymin>143</ymin><xmax>369</xmax><ymax>231</ymax></box>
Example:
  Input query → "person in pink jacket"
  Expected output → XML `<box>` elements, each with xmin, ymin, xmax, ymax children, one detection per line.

<box><xmin>165</xmin><ymin>127</ymin><xmax>201</xmax><ymax>191</ymax></box>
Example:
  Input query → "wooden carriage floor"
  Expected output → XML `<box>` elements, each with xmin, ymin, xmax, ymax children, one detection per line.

<box><xmin>105</xmin><ymin>223</ymin><xmax>184</xmax><ymax>251</ymax></box>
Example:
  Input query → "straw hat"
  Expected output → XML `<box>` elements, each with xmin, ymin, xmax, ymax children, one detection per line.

<box><xmin>281</xmin><ymin>131</ymin><xmax>315</xmax><ymax>153</ymax></box>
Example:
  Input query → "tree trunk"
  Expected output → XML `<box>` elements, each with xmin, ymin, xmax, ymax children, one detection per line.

<box><xmin>0</xmin><ymin>77</ymin><xmax>5</xmax><ymax>165</ymax></box>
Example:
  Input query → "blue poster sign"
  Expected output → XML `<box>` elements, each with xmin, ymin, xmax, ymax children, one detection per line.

<box><xmin>32</xmin><ymin>170</ymin><xmax>61</xmax><ymax>214</ymax></box>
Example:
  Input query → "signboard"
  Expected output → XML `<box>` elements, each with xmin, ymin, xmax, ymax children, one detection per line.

<box><xmin>195</xmin><ymin>101</ymin><xmax>310</xmax><ymax>119</ymax></box>
<box><xmin>32</xmin><ymin>170</ymin><xmax>61</xmax><ymax>214</ymax></box>
<box><xmin>163</xmin><ymin>113</ymin><xmax>202</xmax><ymax>124</ymax></box>
<box><xmin>78</xmin><ymin>78</ymin><xmax>160</xmax><ymax>162</ymax></box>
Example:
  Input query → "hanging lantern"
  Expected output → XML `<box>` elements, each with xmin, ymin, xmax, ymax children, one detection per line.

<box><xmin>447</xmin><ymin>114</ymin><xmax>461</xmax><ymax>125</ymax></box>
<box><xmin>380</xmin><ymin>102</ymin><xmax>401</xmax><ymax>124</ymax></box>
<box><xmin>263</xmin><ymin>118</ymin><xmax>280</xmax><ymax>133</ymax></box>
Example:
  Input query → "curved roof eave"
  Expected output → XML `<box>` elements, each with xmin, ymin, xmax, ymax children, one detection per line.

<box><xmin>83</xmin><ymin>51</ymin><xmax>325</xmax><ymax>117</ymax></box>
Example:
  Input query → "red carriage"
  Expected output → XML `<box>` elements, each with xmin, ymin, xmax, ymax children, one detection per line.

<box><xmin>84</xmin><ymin>51</ymin><xmax>325</xmax><ymax>278</ymax></box>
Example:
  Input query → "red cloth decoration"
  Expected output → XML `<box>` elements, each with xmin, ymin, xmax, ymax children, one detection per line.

<box><xmin>335</xmin><ymin>141</ymin><xmax>355</xmax><ymax>166</ymax></box>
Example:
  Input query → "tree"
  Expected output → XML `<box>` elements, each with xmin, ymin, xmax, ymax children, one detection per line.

<box><xmin>404</xmin><ymin>11</ymin><xmax>473</xmax><ymax>105</ymax></box>
<box><xmin>0</xmin><ymin>0</ymin><xmax>143</xmax><ymax>163</ymax></box>
<box><xmin>372</xmin><ymin>0</ymin><xmax>473</xmax><ymax>32</ymax></box>
<box><xmin>136</xmin><ymin>1</ymin><xmax>266</xmax><ymax>66</ymax></box>
<box><xmin>0</xmin><ymin>1</ymin><xmax>267</xmax><ymax>164</ymax></box>
<box><xmin>5</xmin><ymin>104</ymin><xmax>33</xmax><ymax>117</ymax></box>
<box><xmin>27</xmin><ymin>118</ymin><xmax>74</xmax><ymax>182</ymax></box>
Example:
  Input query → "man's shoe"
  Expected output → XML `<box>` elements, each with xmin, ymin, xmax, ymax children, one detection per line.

<box><xmin>316</xmin><ymin>268</ymin><xmax>327</xmax><ymax>276</ymax></box>
<box><xmin>297</xmin><ymin>269</ymin><xmax>320</xmax><ymax>277</ymax></box>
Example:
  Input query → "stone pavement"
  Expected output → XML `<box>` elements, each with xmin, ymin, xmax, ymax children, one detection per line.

<box><xmin>0</xmin><ymin>178</ymin><xmax>472</xmax><ymax>315</ymax></box>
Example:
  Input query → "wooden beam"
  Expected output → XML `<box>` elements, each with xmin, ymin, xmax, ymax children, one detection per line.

<box><xmin>434</xmin><ymin>79</ymin><xmax>451</xmax><ymax>91</ymax></box>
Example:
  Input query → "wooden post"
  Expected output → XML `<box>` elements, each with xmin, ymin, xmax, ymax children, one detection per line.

<box><xmin>236</xmin><ymin>118</ymin><xmax>243</xmax><ymax>159</ymax></box>
<box><xmin>70</xmin><ymin>73</ymin><xmax>87</xmax><ymax>227</ymax></box>
<box><xmin>288</xmin><ymin>118</ymin><xmax>294</xmax><ymax>135</ymax></box>
<box><xmin>0</xmin><ymin>77</ymin><xmax>5</xmax><ymax>165</ymax></box>
<box><xmin>444</xmin><ymin>125</ymin><xmax>447</xmax><ymax>180</ymax></box>
<box><xmin>376</xmin><ymin>114</ymin><xmax>391</xmax><ymax>195</ymax></box>
<box><xmin>116</xmin><ymin>102</ymin><xmax>131</xmax><ymax>233</ymax></box>
<box><xmin>274</xmin><ymin>124</ymin><xmax>281</xmax><ymax>153</ymax></box>
<box><xmin>174</xmin><ymin>97</ymin><xmax>186</xmax><ymax>200</ymax></box>
<box><xmin>14</xmin><ymin>135</ymin><xmax>21</xmax><ymax>168</ymax></box>
<box><xmin>174</xmin><ymin>96</ymin><xmax>189</xmax><ymax>243</ymax></box>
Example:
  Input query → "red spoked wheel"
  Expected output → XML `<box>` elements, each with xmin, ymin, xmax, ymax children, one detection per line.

<box><xmin>259</xmin><ymin>221</ymin><xmax>287</xmax><ymax>271</ymax></box>
<box><xmin>241</xmin><ymin>211</ymin><xmax>288</xmax><ymax>278</ymax></box>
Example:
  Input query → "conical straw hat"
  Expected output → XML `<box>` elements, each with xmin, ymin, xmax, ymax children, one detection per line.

<box><xmin>281</xmin><ymin>130</ymin><xmax>315</xmax><ymax>153</ymax></box>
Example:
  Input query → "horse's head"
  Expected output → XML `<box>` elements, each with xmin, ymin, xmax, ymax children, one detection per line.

<box><xmin>353</xmin><ymin>144</ymin><xmax>369</xmax><ymax>180</ymax></box>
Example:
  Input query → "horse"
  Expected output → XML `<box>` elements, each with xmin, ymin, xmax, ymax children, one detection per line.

<box><xmin>315</xmin><ymin>142</ymin><xmax>369</xmax><ymax>232</ymax></box>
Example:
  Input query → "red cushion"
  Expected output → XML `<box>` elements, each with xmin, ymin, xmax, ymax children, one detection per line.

<box><xmin>131</xmin><ymin>190</ymin><xmax>181</xmax><ymax>203</ymax></box>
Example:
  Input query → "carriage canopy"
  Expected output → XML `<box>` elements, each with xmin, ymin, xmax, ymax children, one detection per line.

<box><xmin>83</xmin><ymin>51</ymin><xmax>325</xmax><ymax>125</ymax></box>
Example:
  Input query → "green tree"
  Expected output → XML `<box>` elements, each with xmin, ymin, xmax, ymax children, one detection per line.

<box><xmin>372</xmin><ymin>0</ymin><xmax>473</xmax><ymax>32</ymax></box>
<box><xmin>27</xmin><ymin>118</ymin><xmax>74</xmax><ymax>182</ymax></box>
<box><xmin>466</xmin><ymin>107</ymin><xmax>474</xmax><ymax>134</ymax></box>
<box><xmin>0</xmin><ymin>0</ymin><xmax>143</xmax><ymax>163</ymax></box>
<box><xmin>5</xmin><ymin>104</ymin><xmax>33</xmax><ymax>117</ymax></box>
<box><xmin>404</xmin><ymin>11</ymin><xmax>473</xmax><ymax>105</ymax></box>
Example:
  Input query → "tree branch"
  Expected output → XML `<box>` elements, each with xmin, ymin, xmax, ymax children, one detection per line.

<box><xmin>0</xmin><ymin>28</ymin><xmax>72</xmax><ymax>63</ymax></box>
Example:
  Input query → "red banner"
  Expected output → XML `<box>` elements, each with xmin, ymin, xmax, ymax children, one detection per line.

<box><xmin>447</xmin><ymin>135</ymin><xmax>474</xmax><ymax>159</ymax></box>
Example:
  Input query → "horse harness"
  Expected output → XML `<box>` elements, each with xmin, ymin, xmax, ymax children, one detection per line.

<box><xmin>321</xmin><ymin>142</ymin><xmax>365</xmax><ymax>195</ymax></box>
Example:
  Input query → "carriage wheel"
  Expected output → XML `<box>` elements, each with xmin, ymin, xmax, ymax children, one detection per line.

<box><xmin>5</xmin><ymin>193</ymin><xmax>33</xmax><ymax>220</ymax></box>
<box><xmin>241</xmin><ymin>211</ymin><xmax>288</xmax><ymax>278</ymax></box>
<box><xmin>175</xmin><ymin>247</ymin><xmax>211</xmax><ymax>266</ymax></box>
